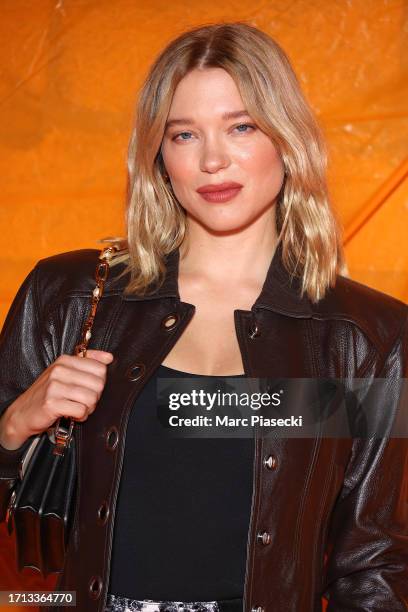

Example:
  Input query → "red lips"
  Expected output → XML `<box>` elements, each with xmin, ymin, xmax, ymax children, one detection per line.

<box><xmin>196</xmin><ymin>181</ymin><xmax>243</xmax><ymax>193</ymax></box>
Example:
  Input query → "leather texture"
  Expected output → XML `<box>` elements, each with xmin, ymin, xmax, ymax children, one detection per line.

<box><xmin>0</xmin><ymin>244</ymin><xmax>407</xmax><ymax>612</ymax></box>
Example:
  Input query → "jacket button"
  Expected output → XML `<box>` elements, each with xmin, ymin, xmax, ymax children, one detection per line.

<box><xmin>97</xmin><ymin>501</ymin><xmax>109</xmax><ymax>526</ymax></box>
<box><xmin>125</xmin><ymin>363</ymin><xmax>146</xmax><ymax>381</ymax></box>
<box><xmin>162</xmin><ymin>313</ymin><xmax>180</xmax><ymax>330</ymax></box>
<box><xmin>263</xmin><ymin>454</ymin><xmax>278</xmax><ymax>470</ymax></box>
<box><xmin>257</xmin><ymin>531</ymin><xmax>271</xmax><ymax>545</ymax></box>
<box><xmin>88</xmin><ymin>575</ymin><xmax>102</xmax><ymax>599</ymax></box>
<box><xmin>248</xmin><ymin>323</ymin><xmax>260</xmax><ymax>339</ymax></box>
<box><xmin>105</xmin><ymin>426</ymin><xmax>119</xmax><ymax>451</ymax></box>
<box><xmin>251</xmin><ymin>607</ymin><xmax>265</xmax><ymax>612</ymax></box>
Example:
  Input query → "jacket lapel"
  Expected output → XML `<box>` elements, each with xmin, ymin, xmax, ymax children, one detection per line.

<box><xmin>119</xmin><ymin>241</ymin><xmax>313</xmax><ymax>317</ymax></box>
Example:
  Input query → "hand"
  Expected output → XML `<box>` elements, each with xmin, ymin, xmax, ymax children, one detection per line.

<box><xmin>0</xmin><ymin>349</ymin><xmax>114</xmax><ymax>450</ymax></box>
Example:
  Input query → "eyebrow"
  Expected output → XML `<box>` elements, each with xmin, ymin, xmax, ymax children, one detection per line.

<box><xmin>164</xmin><ymin>110</ymin><xmax>251</xmax><ymax>131</ymax></box>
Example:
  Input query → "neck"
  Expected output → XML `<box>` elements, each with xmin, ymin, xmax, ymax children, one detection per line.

<box><xmin>179</xmin><ymin>206</ymin><xmax>279</xmax><ymax>287</ymax></box>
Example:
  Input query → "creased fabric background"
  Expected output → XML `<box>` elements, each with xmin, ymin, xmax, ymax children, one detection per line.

<box><xmin>0</xmin><ymin>1</ymin><xmax>407</xmax><ymax>610</ymax></box>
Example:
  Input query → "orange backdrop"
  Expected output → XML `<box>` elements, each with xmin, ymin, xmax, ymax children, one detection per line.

<box><xmin>1</xmin><ymin>1</ymin><xmax>407</xmax><ymax>610</ymax></box>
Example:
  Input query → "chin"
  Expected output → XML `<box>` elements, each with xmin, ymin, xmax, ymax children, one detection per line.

<box><xmin>195</xmin><ymin>214</ymin><xmax>254</xmax><ymax>235</ymax></box>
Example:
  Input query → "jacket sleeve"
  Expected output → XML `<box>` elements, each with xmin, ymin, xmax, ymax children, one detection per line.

<box><xmin>0</xmin><ymin>264</ymin><xmax>53</xmax><ymax>522</ymax></box>
<box><xmin>322</xmin><ymin>311</ymin><xmax>408</xmax><ymax>611</ymax></box>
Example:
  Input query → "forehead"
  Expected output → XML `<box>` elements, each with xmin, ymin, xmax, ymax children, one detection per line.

<box><xmin>168</xmin><ymin>68</ymin><xmax>245</xmax><ymax>116</ymax></box>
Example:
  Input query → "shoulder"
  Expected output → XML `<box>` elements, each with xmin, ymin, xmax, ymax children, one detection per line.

<box><xmin>33</xmin><ymin>247</ymin><xmax>128</xmax><ymax>300</ymax></box>
<box><xmin>33</xmin><ymin>249</ymin><xmax>407</xmax><ymax>356</ymax></box>
<box><xmin>313</xmin><ymin>273</ymin><xmax>408</xmax><ymax>356</ymax></box>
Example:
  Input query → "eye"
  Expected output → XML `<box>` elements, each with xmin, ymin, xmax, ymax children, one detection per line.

<box><xmin>170</xmin><ymin>123</ymin><xmax>256</xmax><ymax>142</ymax></box>
<box><xmin>172</xmin><ymin>131</ymin><xmax>193</xmax><ymax>142</ymax></box>
<box><xmin>234</xmin><ymin>123</ymin><xmax>256</xmax><ymax>133</ymax></box>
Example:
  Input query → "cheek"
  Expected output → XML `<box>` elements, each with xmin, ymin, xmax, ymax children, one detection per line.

<box><xmin>161</xmin><ymin>144</ymin><xmax>195</xmax><ymax>182</ymax></box>
<box><xmin>240</xmin><ymin>141</ymin><xmax>284</xmax><ymax>181</ymax></box>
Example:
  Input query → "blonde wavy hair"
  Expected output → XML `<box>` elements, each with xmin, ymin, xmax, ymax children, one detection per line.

<box><xmin>101</xmin><ymin>21</ymin><xmax>346</xmax><ymax>303</ymax></box>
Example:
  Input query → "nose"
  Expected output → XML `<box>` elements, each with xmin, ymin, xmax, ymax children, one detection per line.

<box><xmin>199</xmin><ymin>137</ymin><xmax>230</xmax><ymax>174</ymax></box>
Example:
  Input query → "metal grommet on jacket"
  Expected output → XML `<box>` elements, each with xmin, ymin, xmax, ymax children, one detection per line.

<box><xmin>125</xmin><ymin>362</ymin><xmax>146</xmax><ymax>381</ymax></box>
<box><xmin>161</xmin><ymin>312</ymin><xmax>180</xmax><ymax>330</ymax></box>
<box><xmin>88</xmin><ymin>575</ymin><xmax>103</xmax><ymax>599</ymax></box>
<box><xmin>97</xmin><ymin>500</ymin><xmax>110</xmax><ymax>526</ymax></box>
<box><xmin>105</xmin><ymin>426</ymin><xmax>119</xmax><ymax>451</ymax></box>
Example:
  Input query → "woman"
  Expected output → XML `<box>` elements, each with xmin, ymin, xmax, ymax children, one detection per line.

<box><xmin>0</xmin><ymin>21</ymin><xmax>407</xmax><ymax>612</ymax></box>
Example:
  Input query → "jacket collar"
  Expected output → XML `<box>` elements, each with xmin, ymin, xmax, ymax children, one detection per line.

<box><xmin>120</xmin><ymin>241</ymin><xmax>313</xmax><ymax>317</ymax></box>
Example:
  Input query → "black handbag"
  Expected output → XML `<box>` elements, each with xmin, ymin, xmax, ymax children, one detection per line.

<box><xmin>4</xmin><ymin>245</ymin><xmax>119</xmax><ymax>578</ymax></box>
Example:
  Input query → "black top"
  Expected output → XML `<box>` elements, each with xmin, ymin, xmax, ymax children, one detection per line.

<box><xmin>108</xmin><ymin>364</ymin><xmax>254</xmax><ymax>601</ymax></box>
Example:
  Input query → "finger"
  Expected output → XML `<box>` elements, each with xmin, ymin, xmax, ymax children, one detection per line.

<box><xmin>47</xmin><ymin>381</ymin><xmax>100</xmax><ymax>411</ymax></box>
<box><xmin>53</xmin><ymin>365</ymin><xmax>107</xmax><ymax>394</ymax></box>
<box><xmin>84</xmin><ymin>350</ymin><xmax>114</xmax><ymax>363</ymax></box>
<box><xmin>30</xmin><ymin>399</ymin><xmax>90</xmax><ymax>433</ymax></box>
<box><xmin>55</xmin><ymin>354</ymin><xmax>110</xmax><ymax>377</ymax></box>
<box><xmin>57</xmin><ymin>400</ymin><xmax>92</xmax><ymax>422</ymax></box>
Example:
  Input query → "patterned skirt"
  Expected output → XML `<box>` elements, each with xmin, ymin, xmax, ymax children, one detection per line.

<box><xmin>104</xmin><ymin>593</ymin><xmax>243</xmax><ymax>612</ymax></box>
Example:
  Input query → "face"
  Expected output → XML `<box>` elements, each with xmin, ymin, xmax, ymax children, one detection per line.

<box><xmin>160</xmin><ymin>67</ymin><xmax>285</xmax><ymax>234</ymax></box>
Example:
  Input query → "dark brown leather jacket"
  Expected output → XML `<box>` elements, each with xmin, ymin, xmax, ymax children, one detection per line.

<box><xmin>0</xmin><ymin>245</ymin><xmax>407</xmax><ymax>612</ymax></box>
